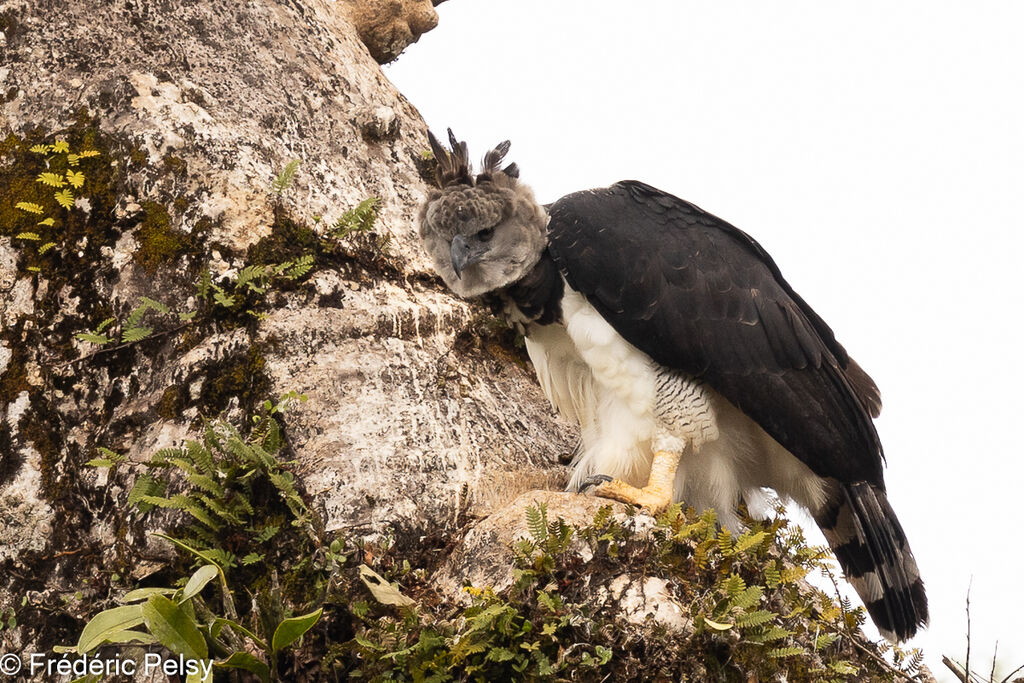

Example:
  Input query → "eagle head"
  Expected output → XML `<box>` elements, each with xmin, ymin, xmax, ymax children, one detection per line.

<box><xmin>418</xmin><ymin>129</ymin><xmax>548</xmax><ymax>298</ymax></box>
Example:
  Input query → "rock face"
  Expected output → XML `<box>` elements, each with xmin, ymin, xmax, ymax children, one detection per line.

<box><xmin>340</xmin><ymin>0</ymin><xmax>440</xmax><ymax>63</ymax></box>
<box><xmin>0</xmin><ymin>0</ymin><xmax>572</xmax><ymax>656</ymax></box>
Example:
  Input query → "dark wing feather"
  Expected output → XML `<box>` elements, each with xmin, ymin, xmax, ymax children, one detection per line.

<box><xmin>546</xmin><ymin>181</ymin><xmax>884</xmax><ymax>486</ymax></box>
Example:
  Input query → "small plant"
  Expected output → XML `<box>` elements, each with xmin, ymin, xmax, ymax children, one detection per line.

<box><xmin>94</xmin><ymin>392</ymin><xmax>311</xmax><ymax>569</ymax></box>
<box><xmin>271</xmin><ymin>159</ymin><xmax>301</xmax><ymax>195</ymax></box>
<box><xmin>329</xmin><ymin>197</ymin><xmax>392</xmax><ymax>254</ymax></box>
<box><xmin>64</xmin><ymin>559</ymin><xmax>322</xmax><ymax>682</ymax></box>
<box><xmin>71</xmin><ymin>253</ymin><xmax>315</xmax><ymax>353</ymax></box>
<box><xmin>74</xmin><ymin>393</ymin><xmax>325</xmax><ymax>681</ymax></box>
<box><xmin>7</xmin><ymin>137</ymin><xmax>101</xmax><ymax>271</ymax></box>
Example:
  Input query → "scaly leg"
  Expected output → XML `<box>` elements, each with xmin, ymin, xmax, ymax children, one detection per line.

<box><xmin>582</xmin><ymin>450</ymin><xmax>681</xmax><ymax>515</ymax></box>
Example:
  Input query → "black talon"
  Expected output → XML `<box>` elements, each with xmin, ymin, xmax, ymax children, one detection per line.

<box><xmin>579</xmin><ymin>474</ymin><xmax>613</xmax><ymax>492</ymax></box>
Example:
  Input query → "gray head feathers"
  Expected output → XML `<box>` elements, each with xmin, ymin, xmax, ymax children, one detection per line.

<box><xmin>419</xmin><ymin>131</ymin><xmax>548</xmax><ymax>298</ymax></box>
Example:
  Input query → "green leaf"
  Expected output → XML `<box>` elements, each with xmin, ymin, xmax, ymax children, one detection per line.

<box><xmin>139</xmin><ymin>296</ymin><xmax>171</xmax><ymax>314</ymax></box>
<box><xmin>216</xmin><ymin>652</ymin><xmax>270</xmax><ymax>683</ymax></box>
<box><xmin>77</xmin><ymin>150</ymin><xmax>100</xmax><ymax>158</ymax></box>
<box><xmin>153</xmin><ymin>533</ymin><xmax>230</xmax><ymax>577</ymax></box>
<box><xmin>94</xmin><ymin>629</ymin><xmax>158</xmax><ymax>646</ymax></box>
<box><xmin>30</xmin><ymin>144</ymin><xmax>49</xmax><ymax>154</ymax></box>
<box><xmin>85</xmin><ymin>458</ymin><xmax>115</xmax><ymax>468</ymax></box>
<box><xmin>179</xmin><ymin>310</ymin><xmax>198</xmax><ymax>322</ymax></box>
<box><xmin>94</xmin><ymin>317</ymin><xmax>116</xmax><ymax>333</ymax></box>
<box><xmin>829</xmin><ymin>660</ymin><xmax>859</xmax><ymax>675</ymax></box>
<box><xmin>272</xmin><ymin>159</ymin><xmax>301</xmax><ymax>193</ymax></box>
<box><xmin>75</xmin><ymin>331</ymin><xmax>110</xmax><ymax>345</ymax></box>
<box><xmin>38</xmin><ymin>241</ymin><xmax>57</xmax><ymax>254</ymax></box>
<box><xmin>701</xmin><ymin>616</ymin><xmax>733</xmax><ymax>631</ymax></box>
<box><xmin>358</xmin><ymin>565</ymin><xmax>415</xmax><ymax>607</ymax></box>
<box><xmin>38</xmin><ymin>217</ymin><xmax>56</xmax><ymax>226</ymax></box>
<box><xmin>66</xmin><ymin>170</ymin><xmax>86</xmax><ymax>188</ymax></box>
<box><xmin>212</xmin><ymin>286</ymin><xmax>235</xmax><ymax>307</ymax></box>
<box><xmin>270</xmin><ymin>608</ymin><xmax>322</xmax><ymax>653</ymax></box>
<box><xmin>485</xmin><ymin>646</ymin><xmax>515</xmax><ymax>663</ymax></box>
<box><xmin>121</xmin><ymin>326</ymin><xmax>153</xmax><ymax>343</ymax></box>
<box><xmin>77</xmin><ymin>604</ymin><xmax>144</xmax><ymax>653</ymax></box>
<box><xmin>15</xmin><ymin>232</ymin><xmax>41</xmax><ymax>241</ymax></box>
<box><xmin>767</xmin><ymin>646</ymin><xmax>805</xmax><ymax>659</ymax></box>
<box><xmin>55</xmin><ymin>189</ymin><xmax>75</xmax><ymax>209</ymax></box>
<box><xmin>119</xmin><ymin>587</ymin><xmax>176</xmax><ymax>603</ymax></box>
<box><xmin>141</xmin><ymin>594</ymin><xmax>208</xmax><ymax>661</ymax></box>
<box><xmin>179</xmin><ymin>565</ymin><xmax>219</xmax><ymax>604</ymax></box>
<box><xmin>37</xmin><ymin>172</ymin><xmax>66</xmax><ymax>187</ymax></box>
<box><xmin>15</xmin><ymin>201</ymin><xmax>44</xmax><ymax>214</ymax></box>
<box><xmin>734</xmin><ymin>530</ymin><xmax>767</xmax><ymax>554</ymax></box>
<box><xmin>729</xmin><ymin>585</ymin><xmax>763</xmax><ymax>610</ymax></box>
<box><xmin>212</xmin><ymin>617</ymin><xmax>267</xmax><ymax>651</ymax></box>
<box><xmin>735</xmin><ymin>609</ymin><xmax>775</xmax><ymax>628</ymax></box>
<box><xmin>197</xmin><ymin>269</ymin><xmax>211</xmax><ymax>299</ymax></box>
<box><xmin>51</xmin><ymin>140</ymin><xmax>70</xmax><ymax>153</ymax></box>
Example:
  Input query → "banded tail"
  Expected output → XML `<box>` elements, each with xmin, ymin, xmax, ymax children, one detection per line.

<box><xmin>814</xmin><ymin>482</ymin><xmax>928</xmax><ymax>642</ymax></box>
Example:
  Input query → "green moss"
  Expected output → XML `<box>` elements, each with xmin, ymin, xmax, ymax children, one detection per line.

<box><xmin>156</xmin><ymin>385</ymin><xmax>185</xmax><ymax>420</ymax></box>
<box><xmin>134</xmin><ymin>201</ymin><xmax>183</xmax><ymax>272</ymax></box>
<box><xmin>246</xmin><ymin>206</ymin><xmax>320</xmax><ymax>265</ymax></box>
<box><xmin>197</xmin><ymin>346</ymin><xmax>271</xmax><ymax>416</ymax></box>
<box><xmin>128</xmin><ymin>146</ymin><xmax>149</xmax><ymax>167</ymax></box>
<box><xmin>163</xmin><ymin>155</ymin><xmax>188</xmax><ymax>176</ymax></box>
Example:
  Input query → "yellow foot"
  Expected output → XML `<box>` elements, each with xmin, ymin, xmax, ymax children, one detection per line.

<box><xmin>581</xmin><ymin>450</ymin><xmax>680</xmax><ymax>515</ymax></box>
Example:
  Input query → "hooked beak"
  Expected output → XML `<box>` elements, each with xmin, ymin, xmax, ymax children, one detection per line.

<box><xmin>450</xmin><ymin>234</ymin><xmax>488</xmax><ymax>279</ymax></box>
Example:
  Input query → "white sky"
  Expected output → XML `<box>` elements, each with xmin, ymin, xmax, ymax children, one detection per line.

<box><xmin>385</xmin><ymin>2</ymin><xmax>1024</xmax><ymax>678</ymax></box>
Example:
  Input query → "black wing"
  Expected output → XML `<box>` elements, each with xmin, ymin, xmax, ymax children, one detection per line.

<box><xmin>546</xmin><ymin>180</ymin><xmax>884</xmax><ymax>486</ymax></box>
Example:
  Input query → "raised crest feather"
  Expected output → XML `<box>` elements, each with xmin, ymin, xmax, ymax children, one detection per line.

<box><xmin>427</xmin><ymin>130</ymin><xmax>518</xmax><ymax>188</ymax></box>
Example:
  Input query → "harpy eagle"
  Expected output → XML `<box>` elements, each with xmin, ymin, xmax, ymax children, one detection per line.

<box><xmin>418</xmin><ymin>131</ymin><xmax>928</xmax><ymax>642</ymax></box>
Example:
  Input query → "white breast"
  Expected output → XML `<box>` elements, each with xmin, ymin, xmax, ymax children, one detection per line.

<box><xmin>522</xmin><ymin>282</ymin><xmax>826</xmax><ymax>530</ymax></box>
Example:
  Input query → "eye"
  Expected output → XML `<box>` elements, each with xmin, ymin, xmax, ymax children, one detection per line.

<box><xmin>476</xmin><ymin>227</ymin><xmax>495</xmax><ymax>242</ymax></box>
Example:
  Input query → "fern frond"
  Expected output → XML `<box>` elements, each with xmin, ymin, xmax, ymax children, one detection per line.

<box><xmin>94</xmin><ymin>317</ymin><xmax>116</xmax><ymax>333</ymax></box>
<box><xmin>75</xmin><ymin>332</ymin><xmax>111</xmax><ymax>345</ymax></box>
<box><xmin>721</xmin><ymin>574</ymin><xmax>746</xmax><ymax>597</ymax></box>
<box><xmin>121</xmin><ymin>326</ymin><xmax>153</xmax><ymax>343</ymax></box>
<box><xmin>66</xmin><ymin>170</ymin><xmax>85</xmax><ymax>188</ymax></box>
<box><xmin>128</xmin><ymin>474</ymin><xmax>158</xmax><ymax>506</ymax></box>
<box><xmin>37</xmin><ymin>172</ymin><xmax>66</xmax><ymax>187</ymax></box>
<box><xmin>284</xmin><ymin>254</ymin><xmax>314</xmax><ymax>279</ymax></box>
<box><xmin>185</xmin><ymin>440</ymin><xmax>216</xmax><ymax>475</ymax></box>
<box><xmin>212</xmin><ymin>285</ymin><xmax>235</xmax><ymax>308</ymax></box>
<box><xmin>54</xmin><ymin>189</ymin><xmax>74</xmax><ymax>209</ymax></box>
<box><xmin>168</xmin><ymin>494</ymin><xmax>220</xmax><ymax>529</ymax></box>
<box><xmin>526</xmin><ymin>502</ymin><xmax>548</xmax><ymax>544</ymax></box>
<box><xmin>747</xmin><ymin>625</ymin><xmax>793</xmax><ymax>644</ymax></box>
<box><xmin>197</xmin><ymin>494</ymin><xmax>244</xmax><ymax>525</ymax></box>
<box><xmin>735</xmin><ymin>609</ymin><xmax>775</xmax><ymax>629</ymax></box>
<box><xmin>38</xmin><ymin>242</ymin><xmax>57</xmax><ymax>254</ymax></box>
<box><xmin>197</xmin><ymin>269</ymin><xmax>212</xmax><ymax>300</ymax></box>
<box><xmin>272</xmin><ymin>159</ymin><xmax>301</xmax><ymax>194</ymax></box>
<box><xmin>728</xmin><ymin>585</ymin><xmax>763</xmax><ymax>610</ymax></box>
<box><xmin>15</xmin><ymin>202</ymin><xmax>44</xmax><ymax>214</ymax></box>
<box><xmin>51</xmin><ymin>140</ymin><xmax>70</xmax><ymax>153</ymax></box>
<box><xmin>733</xmin><ymin>530</ymin><xmax>767</xmax><ymax>554</ymax></box>
<box><xmin>139</xmin><ymin>296</ymin><xmax>170</xmax><ymax>314</ymax></box>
